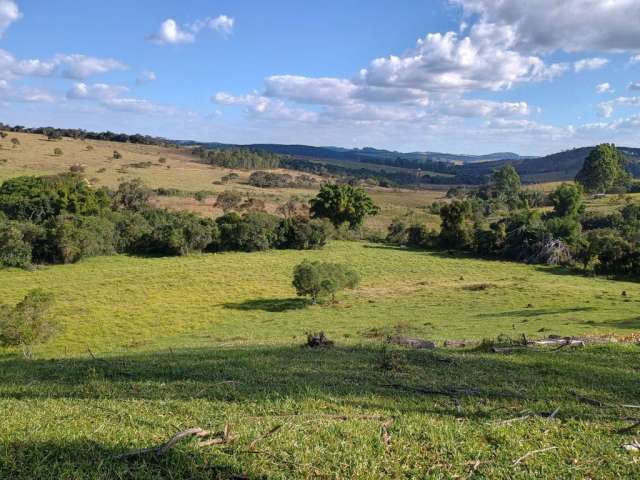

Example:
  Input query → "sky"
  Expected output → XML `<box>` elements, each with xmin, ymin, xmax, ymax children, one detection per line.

<box><xmin>0</xmin><ymin>1</ymin><xmax>639</xmax><ymax>155</ymax></box>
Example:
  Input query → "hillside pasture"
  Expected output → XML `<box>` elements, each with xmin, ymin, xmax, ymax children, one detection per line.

<box><xmin>1</xmin><ymin>241</ymin><xmax>640</xmax><ymax>478</ymax></box>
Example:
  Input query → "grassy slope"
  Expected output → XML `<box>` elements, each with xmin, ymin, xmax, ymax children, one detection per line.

<box><xmin>1</xmin><ymin>242</ymin><xmax>639</xmax><ymax>478</ymax></box>
<box><xmin>0</xmin><ymin>132</ymin><xmax>444</xmax><ymax>232</ymax></box>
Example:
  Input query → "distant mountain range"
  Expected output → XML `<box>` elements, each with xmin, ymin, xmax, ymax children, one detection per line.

<box><xmin>178</xmin><ymin>141</ymin><xmax>530</xmax><ymax>165</ymax></box>
<box><xmin>178</xmin><ymin>139</ymin><xmax>640</xmax><ymax>185</ymax></box>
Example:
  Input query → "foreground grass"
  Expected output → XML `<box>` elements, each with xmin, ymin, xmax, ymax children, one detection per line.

<box><xmin>1</xmin><ymin>241</ymin><xmax>640</xmax><ymax>478</ymax></box>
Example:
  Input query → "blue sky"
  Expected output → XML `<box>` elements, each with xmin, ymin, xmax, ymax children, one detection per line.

<box><xmin>1</xmin><ymin>0</ymin><xmax>639</xmax><ymax>155</ymax></box>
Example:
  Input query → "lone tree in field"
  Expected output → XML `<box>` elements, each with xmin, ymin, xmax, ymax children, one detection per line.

<box><xmin>549</xmin><ymin>183</ymin><xmax>584</xmax><ymax>217</ymax></box>
<box><xmin>292</xmin><ymin>260</ymin><xmax>359</xmax><ymax>303</ymax></box>
<box><xmin>310</xmin><ymin>184</ymin><xmax>379</xmax><ymax>229</ymax></box>
<box><xmin>575</xmin><ymin>144</ymin><xmax>629</xmax><ymax>193</ymax></box>
<box><xmin>0</xmin><ymin>132</ymin><xmax>7</xmax><ymax>139</ymax></box>
<box><xmin>0</xmin><ymin>289</ymin><xmax>58</xmax><ymax>357</ymax></box>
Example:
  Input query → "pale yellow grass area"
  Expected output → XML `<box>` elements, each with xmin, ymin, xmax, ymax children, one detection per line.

<box><xmin>0</xmin><ymin>132</ymin><xmax>447</xmax><ymax>232</ymax></box>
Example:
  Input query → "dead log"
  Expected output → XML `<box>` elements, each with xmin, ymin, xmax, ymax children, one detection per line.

<box><xmin>388</xmin><ymin>336</ymin><xmax>435</xmax><ymax>349</ymax></box>
<box><xmin>529</xmin><ymin>338</ymin><xmax>584</xmax><ymax>347</ymax></box>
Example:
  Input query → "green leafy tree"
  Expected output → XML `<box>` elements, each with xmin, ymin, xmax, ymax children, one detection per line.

<box><xmin>292</xmin><ymin>260</ymin><xmax>359</xmax><ymax>303</ymax></box>
<box><xmin>112</xmin><ymin>179</ymin><xmax>151</xmax><ymax>212</ymax></box>
<box><xmin>491</xmin><ymin>164</ymin><xmax>521</xmax><ymax>199</ymax></box>
<box><xmin>439</xmin><ymin>200</ymin><xmax>474</xmax><ymax>249</ymax></box>
<box><xmin>575</xmin><ymin>144</ymin><xmax>629</xmax><ymax>193</ymax></box>
<box><xmin>549</xmin><ymin>183</ymin><xmax>584</xmax><ymax>217</ymax></box>
<box><xmin>310</xmin><ymin>184</ymin><xmax>379</xmax><ymax>228</ymax></box>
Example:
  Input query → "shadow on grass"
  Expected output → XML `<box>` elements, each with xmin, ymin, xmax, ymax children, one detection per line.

<box><xmin>0</xmin><ymin>439</ymin><xmax>258</xmax><ymax>480</ymax></box>
<box><xmin>0</xmin><ymin>344</ymin><xmax>638</xmax><ymax>408</ymax></box>
<box><xmin>583</xmin><ymin>316</ymin><xmax>640</xmax><ymax>329</ymax></box>
<box><xmin>223</xmin><ymin>298</ymin><xmax>310</xmax><ymax>312</ymax></box>
<box><xmin>476</xmin><ymin>307</ymin><xmax>596</xmax><ymax>319</ymax></box>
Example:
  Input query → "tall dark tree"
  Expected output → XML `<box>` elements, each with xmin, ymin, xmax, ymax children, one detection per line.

<box><xmin>310</xmin><ymin>184</ymin><xmax>379</xmax><ymax>228</ymax></box>
<box><xmin>439</xmin><ymin>200</ymin><xmax>474</xmax><ymax>249</ymax></box>
<box><xmin>491</xmin><ymin>164</ymin><xmax>521</xmax><ymax>198</ymax></box>
<box><xmin>575</xmin><ymin>144</ymin><xmax>629</xmax><ymax>193</ymax></box>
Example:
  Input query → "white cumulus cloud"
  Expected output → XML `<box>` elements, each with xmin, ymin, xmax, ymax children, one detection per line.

<box><xmin>574</xmin><ymin>57</ymin><xmax>609</xmax><ymax>72</ymax></box>
<box><xmin>451</xmin><ymin>0</ymin><xmax>640</xmax><ymax>53</ymax></box>
<box><xmin>0</xmin><ymin>0</ymin><xmax>20</xmax><ymax>38</ymax></box>
<box><xmin>596</xmin><ymin>82</ymin><xmax>613</xmax><ymax>94</ymax></box>
<box><xmin>55</xmin><ymin>54</ymin><xmax>127</xmax><ymax>79</ymax></box>
<box><xmin>67</xmin><ymin>82</ymin><xmax>129</xmax><ymax>100</ymax></box>
<box><xmin>150</xmin><ymin>15</ymin><xmax>234</xmax><ymax>45</ymax></box>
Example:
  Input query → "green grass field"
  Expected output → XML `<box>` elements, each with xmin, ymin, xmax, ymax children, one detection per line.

<box><xmin>1</xmin><ymin>241</ymin><xmax>640</xmax><ymax>478</ymax></box>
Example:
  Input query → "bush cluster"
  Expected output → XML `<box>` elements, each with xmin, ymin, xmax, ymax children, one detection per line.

<box><xmin>0</xmin><ymin>174</ymin><xmax>330</xmax><ymax>269</ymax></box>
<box><xmin>389</xmin><ymin>177</ymin><xmax>640</xmax><ymax>277</ymax></box>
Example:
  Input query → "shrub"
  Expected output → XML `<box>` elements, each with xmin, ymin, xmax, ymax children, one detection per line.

<box><xmin>248</xmin><ymin>171</ymin><xmax>293</xmax><ymax>188</ymax></box>
<box><xmin>158</xmin><ymin>157</ymin><xmax>167</xmax><ymax>164</ymax></box>
<box><xmin>0</xmin><ymin>174</ymin><xmax>111</xmax><ymax>223</ymax></box>
<box><xmin>386</xmin><ymin>218</ymin><xmax>409</xmax><ymax>245</ymax></box>
<box><xmin>137</xmin><ymin>209</ymin><xmax>215</xmax><ymax>256</ymax></box>
<box><xmin>549</xmin><ymin>183</ymin><xmax>584</xmax><ymax>217</ymax></box>
<box><xmin>113</xmin><ymin>150</ymin><xmax>122</xmax><ymax>159</ymax></box>
<box><xmin>545</xmin><ymin>216</ymin><xmax>582</xmax><ymax>246</ymax></box>
<box><xmin>112</xmin><ymin>179</ymin><xmax>151</xmax><ymax>212</ymax></box>
<box><xmin>0</xmin><ymin>290</ymin><xmax>58</xmax><ymax>353</ymax></box>
<box><xmin>39</xmin><ymin>214</ymin><xmax>117</xmax><ymax>264</ymax></box>
<box><xmin>194</xmin><ymin>191</ymin><xmax>211</xmax><ymax>202</ymax></box>
<box><xmin>278</xmin><ymin>218</ymin><xmax>328</xmax><ymax>250</ymax></box>
<box><xmin>406</xmin><ymin>224</ymin><xmax>438</xmax><ymax>248</ymax></box>
<box><xmin>215</xmin><ymin>191</ymin><xmax>243</xmax><ymax>213</ymax></box>
<box><xmin>292</xmin><ymin>260</ymin><xmax>359</xmax><ymax>303</ymax></box>
<box><xmin>0</xmin><ymin>221</ymin><xmax>41</xmax><ymax>268</ymax></box>
<box><xmin>217</xmin><ymin>211</ymin><xmax>281</xmax><ymax>252</ymax></box>
<box><xmin>11</xmin><ymin>138</ymin><xmax>20</xmax><ymax>148</ymax></box>
<box><xmin>54</xmin><ymin>147</ymin><xmax>63</xmax><ymax>156</ymax></box>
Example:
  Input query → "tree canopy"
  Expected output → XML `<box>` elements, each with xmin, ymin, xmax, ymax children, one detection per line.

<box><xmin>575</xmin><ymin>144</ymin><xmax>629</xmax><ymax>193</ymax></box>
<box><xmin>292</xmin><ymin>260</ymin><xmax>359</xmax><ymax>303</ymax></box>
<box><xmin>309</xmin><ymin>184</ymin><xmax>379</xmax><ymax>228</ymax></box>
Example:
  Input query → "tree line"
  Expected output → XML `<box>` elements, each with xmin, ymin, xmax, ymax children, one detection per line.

<box><xmin>0</xmin><ymin>175</ymin><xmax>380</xmax><ymax>269</ymax></box>
<box><xmin>387</xmin><ymin>144</ymin><xmax>640</xmax><ymax>278</ymax></box>
<box><xmin>193</xmin><ymin>147</ymin><xmax>282</xmax><ymax>170</ymax></box>
<box><xmin>0</xmin><ymin>123</ymin><xmax>171</xmax><ymax>146</ymax></box>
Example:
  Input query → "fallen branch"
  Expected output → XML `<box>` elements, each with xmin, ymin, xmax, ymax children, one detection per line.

<box><xmin>248</xmin><ymin>424</ymin><xmax>282</xmax><ymax>451</ymax></box>
<box><xmin>113</xmin><ymin>427</ymin><xmax>210</xmax><ymax>459</ymax></box>
<box><xmin>512</xmin><ymin>446</ymin><xmax>557</xmax><ymax>466</ymax></box>
<box><xmin>616</xmin><ymin>420</ymin><xmax>640</xmax><ymax>434</ymax></box>
<box><xmin>198</xmin><ymin>424</ymin><xmax>237</xmax><ymax>447</ymax></box>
